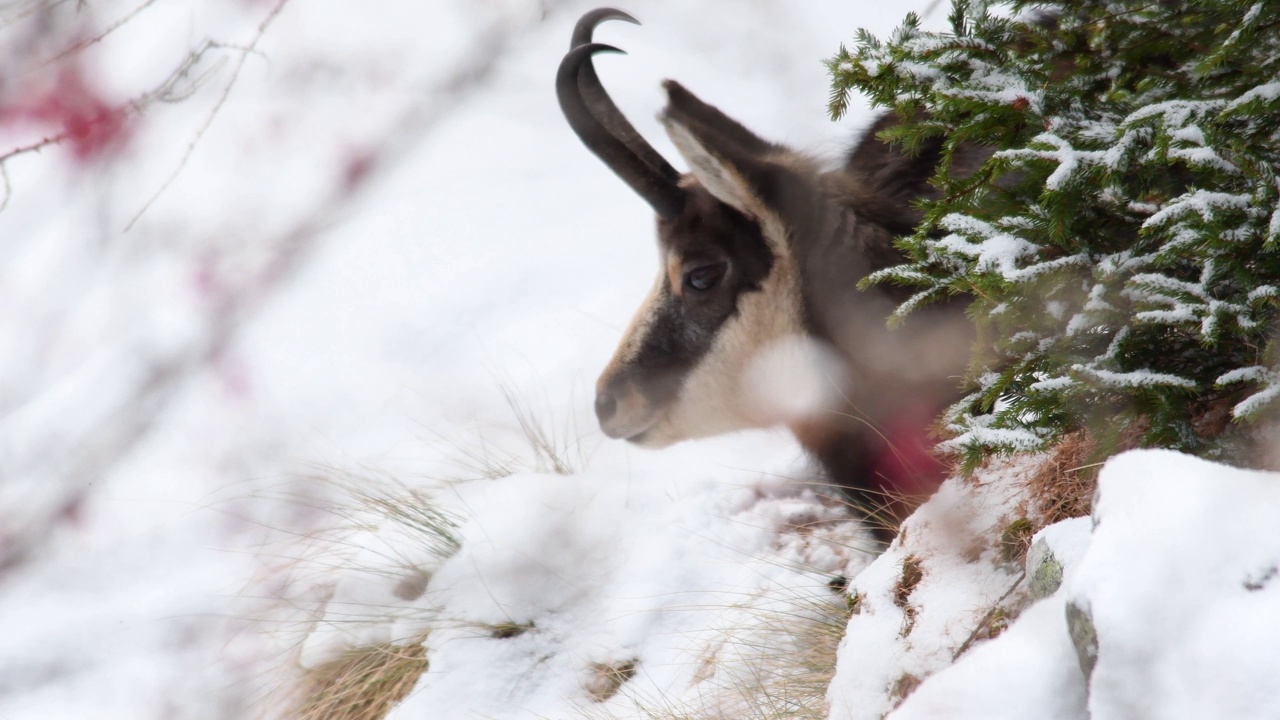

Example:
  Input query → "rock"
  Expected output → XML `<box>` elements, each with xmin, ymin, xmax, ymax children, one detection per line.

<box><xmin>1064</xmin><ymin>599</ymin><xmax>1098</xmax><ymax>681</ymax></box>
<box><xmin>1026</xmin><ymin>538</ymin><xmax>1065</xmax><ymax>599</ymax></box>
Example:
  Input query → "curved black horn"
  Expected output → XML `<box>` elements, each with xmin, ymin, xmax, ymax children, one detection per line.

<box><xmin>570</xmin><ymin>9</ymin><xmax>681</xmax><ymax>188</ymax></box>
<box><xmin>557</xmin><ymin>32</ymin><xmax>685</xmax><ymax>218</ymax></box>
<box><xmin>571</xmin><ymin>7</ymin><xmax>637</xmax><ymax>48</ymax></box>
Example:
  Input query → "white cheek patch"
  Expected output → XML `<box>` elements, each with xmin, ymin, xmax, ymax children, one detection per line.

<box><xmin>741</xmin><ymin>335</ymin><xmax>848</xmax><ymax>424</ymax></box>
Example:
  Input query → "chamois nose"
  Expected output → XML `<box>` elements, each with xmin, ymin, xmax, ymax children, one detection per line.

<box><xmin>594</xmin><ymin>390</ymin><xmax>618</xmax><ymax>428</ymax></box>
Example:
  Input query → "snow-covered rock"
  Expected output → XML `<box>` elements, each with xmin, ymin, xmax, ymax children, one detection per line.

<box><xmin>838</xmin><ymin>449</ymin><xmax>1280</xmax><ymax>720</ymax></box>
<box><xmin>882</xmin><ymin>517</ymin><xmax>1093</xmax><ymax>720</ymax></box>
<box><xmin>827</xmin><ymin>455</ymin><xmax>1045</xmax><ymax>719</ymax></box>
<box><xmin>1072</xmin><ymin>450</ymin><xmax>1280</xmax><ymax>720</ymax></box>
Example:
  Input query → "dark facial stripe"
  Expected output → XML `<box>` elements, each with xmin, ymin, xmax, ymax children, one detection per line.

<box><xmin>606</xmin><ymin>184</ymin><xmax>775</xmax><ymax>410</ymax></box>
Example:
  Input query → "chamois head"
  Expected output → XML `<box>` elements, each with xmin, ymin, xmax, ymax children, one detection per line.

<box><xmin>558</xmin><ymin>9</ymin><xmax>855</xmax><ymax>447</ymax></box>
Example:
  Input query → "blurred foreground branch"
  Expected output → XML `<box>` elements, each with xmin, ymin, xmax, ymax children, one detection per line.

<box><xmin>0</xmin><ymin>2</ymin><xmax>553</xmax><ymax>576</ymax></box>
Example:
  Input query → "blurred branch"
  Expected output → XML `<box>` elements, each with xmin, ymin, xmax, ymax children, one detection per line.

<box><xmin>48</xmin><ymin>0</ymin><xmax>161</xmax><ymax>62</ymax></box>
<box><xmin>0</xmin><ymin>0</ymin><xmax>71</xmax><ymax>30</ymax></box>
<box><xmin>124</xmin><ymin>0</ymin><xmax>290</xmax><ymax>232</ymax></box>
<box><xmin>0</xmin><ymin>2</ymin><xmax>561</xmax><ymax>577</ymax></box>
<box><xmin>0</xmin><ymin>1</ymin><xmax>279</xmax><ymax>214</ymax></box>
<box><xmin>0</xmin><ymin>133</ymin><xmax>64</xmax><ymax>212</ymax></box>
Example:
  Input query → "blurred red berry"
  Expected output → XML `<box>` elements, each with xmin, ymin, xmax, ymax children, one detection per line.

<box><xmin>2</xmin><ymin>63</ymin><xmax>131</xmax><ymax>161</ymax></box>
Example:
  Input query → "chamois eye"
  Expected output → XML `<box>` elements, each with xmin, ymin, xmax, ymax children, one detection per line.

<box><xmin>684</xmin><ymin>263</ymin><xmax>727</xmax><ymax>292</ymax></box>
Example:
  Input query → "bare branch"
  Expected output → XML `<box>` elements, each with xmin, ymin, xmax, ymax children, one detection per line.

<box><xmin>0</xmin><ymin>5</ymin><xmax>546</xmax><ymax>579</ymax></box>
<box><xmin>48</xmin><ymin>0</ymin><xmax>162</xmax><ymax>63</ymax></box>
<box><xmin>0</xmin><ymin>132</ymin><xmax>66</xmax><ymax>211</ymax></box>
<box><xmin>123</xmin><ymin>0</ymin><xmax>291</xmax><ymax>232</ymax></box>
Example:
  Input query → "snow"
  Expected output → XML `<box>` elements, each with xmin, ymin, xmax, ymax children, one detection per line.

<box><xmin>1130</xmin><ymin>266</ymin><xmax>1274</xmax><ymax>343</ymax></box>
<box><xmin>1225</xmin><ymin>81</ymin><xmax>1280</xmax><ymax>111</ymax></box>
<box><xmin>383</xmin><ymin>453</ymin><xmax>877</xmax><ymax>719</ymax></box>
<box><xmin>0</xmin><ymin>1</ymin><xmax>930</xmax><ymax>718</ymax></box>
<box><xmin>1125</xmin><ymin>99</ymin><xmax>1224</xmax><ymax>129</ymax></box>
<box><xmin>888</xmin><ymin>598</ymin><xmax>1087</xmax><ymax>720</ymax></box>
<box><xmin>996</xmin><ymin>133</ymin><xmax>1104</xmax><ymax>190</ymax></box>
<box><xmin>5</xmin><ymin>3</ymin><xmax>1280</xmax><ymax>720</ymax></box>
<box><xmin>1270</xmin><ymin>178</ymin><xmax>1280</xmax><ymax>242</ymax></box>
<box><xmin>939</xmin><ymin>423</ymin><xmax>1045</xmax><ymax>453</ymax></box>
<box><xmin>883</xmin><ymin>516</ymin><xmax>1092</xmax><ymax>720</ymax></box>
<box><xmin>1225</xmin><ymin>372</ymin><xmax>1280</xmax><ymax>420</ymax></box>
<box><xmin>935</xmin><ymin>214</ymin><xmax>1041</xmax><ymax>280</ymax></box>
<box><xmin>828</xmin><ymin>455</ymin><xmax>1042</xmax><ymax>720</ymax></box>
<box><xmin>1029</xmin><ymin>376</ymin><xmax>1075</xmax><ymax>392</ymax></box>
<box><xmin>1070</xmin><ymin>365</ymin><xmax>1197</xmax><ymax>390</ymax></box>
<box><xmin>1142</xmin><ymin>189</ymin><xmax>1254</xmax><ymax>229</ymax></box>
<box><xmin>1075</xmin><ymin>450</ymin><xmax>1280</xmax><ymax>720</ymax></box>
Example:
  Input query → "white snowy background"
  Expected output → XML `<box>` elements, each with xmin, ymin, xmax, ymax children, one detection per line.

<box><xmin>3</xmin><ymin>1</ymin><xmax>1278</xmax><ymax>719</ymax></box>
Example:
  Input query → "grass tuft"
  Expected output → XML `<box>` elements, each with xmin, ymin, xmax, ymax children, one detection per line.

<box><xmin>497</xmin><ymin>383</ymin><xmax>583</xmax><ymax>475</ymax></box>
<box><xmin>1023</xmin><ymin>430</ymin><xmax>1100</xmax><ymax>528</ymax></box>
<box><xmin>999</xmin><ymin>517</ymin><xmax>1034</xmax><ymax>565</ymax></box>
<box><xmin>887</xmin><ymin>673</ymin><xmax>922</xmax><ymax>712</ymax></box>
<box><xmin>289</xmin><ymin>635</ymin><xmax>429</xmax><ymax>720</ymax></box>
<box><xmin>893</xmin><ymin>554</ymin><xmax>923</xmax><ymax>638</ymax></box>
<box><xmin>893</xmin><ymin>554</ymin><xmax>923</xmax><ymax>608</ymax></box>
<box><xmin>584</xmin><ymin>660</ymin><xmax>639</xmax><ymax>702</ymax></box>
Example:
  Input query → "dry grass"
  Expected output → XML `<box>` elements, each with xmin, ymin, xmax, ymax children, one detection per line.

<box><xmin>339</xmin><ymin>474</ymin><xmax>463</xmax><ymax>559</ymax></box>
<box><xmin>893</xmin><ymin>554</ymin><xmax>923</xmax><ymax>607</ymax></box>
<box><xmin>420</xmin><ymin>381</ymin><xmax>589</xmax><ymax>483</ymax></box>
<box><xmin>497</xmin><ymin>383</ymin><xmax>584</xmax><ymax>475</ymax></box>
<box><xmin>584</xmin><ymin>660</ymin><xmax>639</xmax><ymax>702</ymax></box>
<box><xmin>887</xmin><ymin>673</ymin><xmax>922</xmax><ymax>712</ymax></box>
<box><xmin>288</xmin><ymin>635</ymin><xmax>429</xmax><ymax>720</ymax></box>
<box><xmin>702</xmin><ymin>596</ymin><xmax>851</xmax><ymax>720</ymax></box>
<box><xmin>262</xmin><ymin>385</ymin><xmax>593</xmax><ymax>720</ymax></box>
<box><xmin>1022</xmin><ymin>430</ymin><xmax>1101</xmax><ymax>528</ymax></box>
<box><xmin>250</xmin><ymin>471</ymin><xmax>461</xmax><ymax>720</ymax></box>
<box><xmin>591</xmin><ymin>585</ymin><xmax>852</xmax><ymax>720</ymax></box>
<box><xmin>893</xmin><ymin>554</ymin><xmax>924</xmax><ymax>638</ymax></box>
<box><xmin>999</xmin><ymin>517</ymin><xmax>1035</xmax><ymax>565</ymax></box>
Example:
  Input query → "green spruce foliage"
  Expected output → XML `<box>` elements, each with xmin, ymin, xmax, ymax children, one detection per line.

<box><xmin>828</xmin><ymin>1</ymin><xmax>1280</xmax><ymax>470</ymax></box>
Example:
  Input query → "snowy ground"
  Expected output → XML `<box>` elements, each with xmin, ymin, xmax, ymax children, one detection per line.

<box><xmin>5</xmin><ymin>2</ymin><xmax>1279</xmax><ymax>719</ymax></box>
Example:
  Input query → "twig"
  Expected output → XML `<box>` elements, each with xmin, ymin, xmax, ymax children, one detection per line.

<box><xmin>0</xmin><ymin>6</ymin><xmax>537</xmax><ymax>581</ymax></box>
<box><xmin>0</xmin><ymin>133</ymin><xmax>66</xmax><ymax>211</ymax></box>
<box><xmin>951</xmin><ymin>570</ymin><xmax>1026</xmax><ymax>660</ymax></box>
<box><xmin>49</xmin><ymin>0</ymin><xmax>163</xmax><ymax>62</ymax></box>
<box><xmin>123</xmin><ymin>0</ymin><xmax>291</xmax><ymax>232</ymax></box>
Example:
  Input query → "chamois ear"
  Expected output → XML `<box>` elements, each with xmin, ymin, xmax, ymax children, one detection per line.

<box><xmin>659</xmin><ymin>81</ymin><xmax>793</xmax><ymax>219</ymax></box>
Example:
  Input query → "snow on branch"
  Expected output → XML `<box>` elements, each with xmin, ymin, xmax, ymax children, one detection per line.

<box><xmin>834</xmin><ymin>0</ymin><xmax>1280</xmax><ymax>463</ymax></box>
<box><xmin>933</xmin><ymin>214</ymin><xmax>1041</xmax><ymax>281</ymax></box>
<box><xmin>996</xmin><ymin>133</ymin><xmax>1104</xmax><ymax>189</ymax></box>
<box><xmin>1142</xmin><ymin>190</ymin><xmax>1253</xmax><ymax>230</ymax></box>
<box><xmin>1217</xmin><ymin>366</ymin><xmax>1280</xmax><ymax>420</ymax></box>
<box><xmin>1224</xmin><ymin>81</ymin><xmax>1280</xmax><ymax>112</ymax></box>
<box><xmin>1071</xmin><ymin>366</ymin><xmax>1197</xmax><ymax>391</ymax></box>
<box><xmin>938</xmin><ymin>423</ymin><xmax>1046</xmax><ymax>454</ymax></box>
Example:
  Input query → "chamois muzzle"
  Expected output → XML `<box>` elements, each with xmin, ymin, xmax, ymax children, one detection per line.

<box><xmin>594</xmin><ymin>378</ymin><xmax>660</xmax><ymax>442</ymax></box>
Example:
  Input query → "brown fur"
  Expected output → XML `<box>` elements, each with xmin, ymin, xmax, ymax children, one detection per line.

<box><xmin>647</xmin><ymin>83</ymin><xmax>973</xmax><ymax>531</ymax></box>
<box><xmin>562</xmin><ymin>15</ymin><xmax>976</xmax><ymax>538</ymax></box>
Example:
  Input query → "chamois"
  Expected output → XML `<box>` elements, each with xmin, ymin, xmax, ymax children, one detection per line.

<box><xmin>557</xmin><ymin>8</ymin><xmax>974</xmax><ymax>531</ymax></box>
